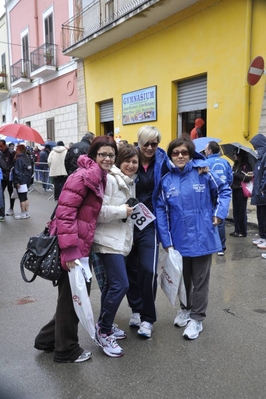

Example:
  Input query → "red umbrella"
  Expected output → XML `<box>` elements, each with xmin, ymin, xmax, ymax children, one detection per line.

<box><xmin>0</xmin><ymin>124</ymin><xmax>45</xmax><ymax>144</ymax></box>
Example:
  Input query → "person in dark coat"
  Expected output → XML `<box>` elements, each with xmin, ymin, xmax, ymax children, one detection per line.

<box><xmin>64</xmin><ymin>132</ymin><xmax>95</xmax><ymax>175</ymax></box>
<box><xmin>250</xmin><ymin>134</ymin><xmax>266</xmax><ymax>249</ymax></box>
<box><xmin>0</xmin><ymin>139</ymin><xmax>16</xmax><ymax>217</ymax></box>
<box><xmin>13</xmin><ymin>144</ymin><xmax>33</xmax><ymax>220</ymax></box>
<box><xmin>230</xmin><ymin>149</ymin><xmax>253</xmax><ymax>238</ymax></box>
<box><xmin>39</xmin><ymin>144</ymin><xmax>51</xmax><ymax>191</ymax></box>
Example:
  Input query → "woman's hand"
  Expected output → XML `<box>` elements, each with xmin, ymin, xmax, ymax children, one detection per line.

<box><xmin>125</xmin><ymin>204</ymin><xmax>134</xmax><ymax>217</ymax></box>
<box><xmin>165</xmin><ymin>246</ymin><xmax>174</xmax><ymax>253</ymax></box>
<box><xmin>212</xmin><ymin>216</ymin><xmax>222</xmax><ymax>226</ymax></box>
<box><xmin>66</xmin><ymin>260</ymin><xmax>76</xmax><ymax>269</ymax></box>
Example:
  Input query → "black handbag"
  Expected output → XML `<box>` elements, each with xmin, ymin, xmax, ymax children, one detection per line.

<box><xmin>20</xmin><ymin>209</ymin><xmax>61</xmax><ymax>286</ymax></box>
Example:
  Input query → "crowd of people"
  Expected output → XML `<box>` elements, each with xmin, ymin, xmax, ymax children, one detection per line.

<box><xmin>2</xmin><ymin>127</ymin><xmax>265</xmax><ymax>364</ymax></box>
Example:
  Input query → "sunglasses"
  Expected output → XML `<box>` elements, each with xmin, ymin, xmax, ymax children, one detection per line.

<box><xmin>172</xmin><ymin>150</ymin><xmax>190</xmax><ymax>157</ymax></box>
<box><xmin>143</xmin><ymin>142</ymin><xmax>159</xmax><ymax>148</ymax></box>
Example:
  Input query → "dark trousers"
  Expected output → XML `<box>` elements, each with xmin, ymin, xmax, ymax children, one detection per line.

<box><xmin>35</xmin><ymin>270</ymin><xmax>90</xmax><ymax>362</ymax></box>
<box><xmin>53</xmin><ymin>176</ymin><xmax>67</xmax><ymax>200</ymax></box>
<box><xmin>0</xmin><ymin>182</ymin><xmax>5</xmax><ymax>217</ymax></box>
<box><xmin>218</xmin><ymin>220</ymin><xmax>226</xmax><ymax>251</ymax></box>
<box><xmin>256</xmin><ymin>205</ymin><xmax>266</xmax><ymax>239</ymax></box>
<box><xmin>1</xmin><ymin>179</ymin><xmax>15</xmax><ymax>212</ymax></box>
<box><xmin>181</xmin><ymin>254</ymin><xmax>212</xmax><ymax>321</ymax></box>
<box><xmin>232</xmin><ymin>188</ymin><xmax>248</xmax><ymax>236</ymax></box>
<box><xmin>97</xmin><ymin>253</ymin><xmax>129</xmax><ymax>334</ymax></box>
<box><xmin>126</xmin><ymin>224</ymin><xmax>158</xmax><ymax>324</ymax></box>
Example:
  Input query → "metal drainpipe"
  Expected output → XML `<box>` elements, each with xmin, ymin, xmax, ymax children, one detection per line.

<box><xmin>38</xmin><ymin>81</ymin><xmax>42</xmax><ymax>108</ymax></box>
<box><xmin>34</xmin><ymin>0</ymin><xmax>39</xmax><ymax>47</ymax></box>
<box><xmin>243</xmin><ymin>0</ymin><xmax>253</xmax><ymax>140</ymax></box>
<box><xmin>34</xmin><ymin>0</ymin><xmax>41</xmax><ymax>108</ymax></box>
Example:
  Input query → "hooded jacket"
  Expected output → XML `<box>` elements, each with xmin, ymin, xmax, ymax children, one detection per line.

<box><xmin>250</xmin><ymin>133</ymin><xmax>266</xmax><ymax>205</ymax></box>
<box><xmin>64</xmin><ymin>137</ymin><xmax>91</xmax><ymax>175</ymax></box>
<box><xmin>205</xmin><ymin>153</ymin><xmax>233</xmax><ymax>185</ymax></box>
<box><xmin>190</xmin><ymin>118</ymin><xmax>205</xmax><ymax>140</ymax></box>
<box><xmin>13</xmin><ymin>153</ymin><xmax>33</xmax><ymax>187</ymax></box>
<box><xmin>55</xmin><ymin>155</ymin><xmax>107</xmax><ymax>270</ymax></box>
<box><xmin>93</xmin><ymin>165</ymin><xmax>136</xmax><ymax>256</ymax></box>
<box><xmin>156</xmin><ymin>154</ymin><xmax>232</xmax><ymax>256</ymax></box>
<box><xmin>47</xmin><ymin>145</ymin><xmax>68</xmax><ymax>177</ymax></box>
<box><xmin>0</xmin><ymin>147</ymin><xmax>15</xmax><ymax>180</ymax></box>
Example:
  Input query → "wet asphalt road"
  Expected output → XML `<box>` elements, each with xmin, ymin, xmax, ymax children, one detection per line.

<box><xmin>1</xmin><ymin>188</ymin><xmax>266</xmax><ymax>399</ymax></box>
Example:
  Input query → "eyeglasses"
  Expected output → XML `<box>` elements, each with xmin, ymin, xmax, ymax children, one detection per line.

<box><xmin>97</xmin><ymin>153</ymin><xmax>116</xmax><ymax>159</ymax></box>
<box><xmin>143</xmin><ymin>142</ymin><xmax>159</xmax><ymax>148</ymax></box>
<box><xmin>171</xmin><ymin>150</ymin><xmax>190</xmax><ymax>157</ymax></box>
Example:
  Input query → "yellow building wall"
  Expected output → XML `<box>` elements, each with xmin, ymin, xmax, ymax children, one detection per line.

<box><xmin>84</xmin><ymin>0</ymin><xmax>266</xmax><ymax>150</ymax></box>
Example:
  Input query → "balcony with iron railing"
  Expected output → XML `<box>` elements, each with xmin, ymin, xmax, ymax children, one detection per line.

<box><xmin>30</xmin><ymin>43</ymin><xmax>57</xmax><ymax>78</ymax></box>
<box><xmin>10</xmin><ymin>59</ymin><xmax>31</xmax><ymax>88</ymax></box>
<box><xmin>61</xmin><ymin>0</ymin><xmax>198</xmax><ymax>58</ymax></box>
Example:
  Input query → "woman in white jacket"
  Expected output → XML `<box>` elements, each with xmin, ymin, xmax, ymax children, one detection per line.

<box><xmin>93</xmin><ymin>144</ymin><xmax>139</xmax><ymax>358</ymax></box>
<box><xmin>47</xmin><ymin>141</ymin><xmax>68</xmax><ymax>200</ymax></box>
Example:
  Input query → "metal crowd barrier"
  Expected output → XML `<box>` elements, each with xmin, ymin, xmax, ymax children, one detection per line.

<box><xmin>28</xmin><ymin>162</ymin><xmax>54</xmax><ymax>199</ymax></box>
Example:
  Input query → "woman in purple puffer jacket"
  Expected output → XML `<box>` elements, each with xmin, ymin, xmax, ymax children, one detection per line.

<box><xmin>34</xmin><ymin>136</ymin><xmax>117</xmax><ymax>364</ymax></box>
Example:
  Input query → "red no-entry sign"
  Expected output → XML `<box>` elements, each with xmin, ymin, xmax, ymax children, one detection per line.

<box><xmin>247</xmin><ymin>56</ymin><xmax>265</xmax><ymax>86</ymax></box>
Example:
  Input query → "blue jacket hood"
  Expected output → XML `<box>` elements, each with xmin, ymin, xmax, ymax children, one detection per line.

<box><xmin>250</xmin><ymin>134</ymin><xmax>266</xmax><ymax>159</ymax></box>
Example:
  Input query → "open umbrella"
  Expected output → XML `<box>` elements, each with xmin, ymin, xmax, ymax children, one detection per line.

<box><xmin>193</xmin><ymin>137</ymin><xmax>221</xmax><ymax>153</ymax></box>
<box><xmin>0</xmin><ymin>124</ymin><xmax>45</xmax><ymax>144</ymax></box>
<box><xmin>0</xmin><ymin>134</ymin><xmax>25</xmax><ymax>144</ymax></box>
<box><xmin>44</xmin><ymin>140</ymin><xmax>57</xmax><ymax>147</ymax></box>
<box><xmin>220</xmin><ymin>142</ymin><xmax>258</xmax><ymax>169</ymax></box>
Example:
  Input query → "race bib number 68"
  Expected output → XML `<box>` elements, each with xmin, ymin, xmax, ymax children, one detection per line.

<box><xmin>131</xmin><ymin>203</ymin><xmax>156</xmax><ymax>230</ymax></box>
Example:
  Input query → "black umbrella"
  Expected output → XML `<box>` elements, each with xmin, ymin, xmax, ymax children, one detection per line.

<box><xmin>220</xmin><ymin>142</ymin><xmax>258</xmax><ymax>169</ymax></box>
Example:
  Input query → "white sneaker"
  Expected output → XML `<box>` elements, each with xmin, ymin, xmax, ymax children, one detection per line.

<box><xmin>73</xmin><ymin>350</ymin><xmax>92</xmax><ymax>363</ymax></box>
<box><xmin>94</xmin><ymin>323</ymin><xmax>124</xmax><ymax>358</ymax></box>
<box><xmin>6</xmin><ymin>209</ymin><xmax>14</xmax><ymax>216</ymax></box>
<box><xmin>261</xmin><ymin>254</ymin><xmax>266</xmax><ymax>259</ymax></box>
<box><xmin>174</xmin><ymin>309</ymin><xmax>191</xmax><ymax>327</ymax></box>
<box><xmin>257</xmin><ymin>241</ymin><xmax>266</xmax><ymax>249</ymax></box>
<box><xmin>137</xmin><ymin>321</ymin><xmax>153</xmax><ymax>338</ymax></box>
<box><xmin>15</xmin><ymin>213</ymin><xmax>28</xmax><ymax>220</ymax></box>
<box><xmin>129</xmin><ymin>312</ymin><xmax>141</xmax><ymax>327</ymax></box>
<box><xmin>253</xmin><ymin>238</ymin><xmax>266</xmax><ymax>245</ymax></box>
<box><xmin>217</xmin><ymin>251</ymin><xmax>224</xmax><ymax>256</ymax></box>
<box><xmin>183</xmin><ymin>319</ymin><xmax>203</xmax><ymax>340</ymax></box>
<box><xmin>111</xmin><ymin>323</ymin><xmax>127</xmax><ymax>340</ymax></box>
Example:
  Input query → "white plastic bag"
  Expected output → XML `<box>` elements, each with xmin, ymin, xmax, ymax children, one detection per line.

<box><xmin>68</xmin><ymin>261</ymin><xmax>95</xmax><ymax>340</ymax></box>
<box><xmin>158</xmin><ymin>246</ymin><xmax>187</xmax><ymax>307</ymax></box>
<box><xmin>11</xmin><ymin>189</ymin><xmax>18</xmax><ymax>199</ymax></box>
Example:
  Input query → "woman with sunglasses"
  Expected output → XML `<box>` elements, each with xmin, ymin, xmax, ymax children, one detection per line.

<box><xmin>156</xmin><ymin>137</ymin><xmax>231</xmax><ymax>340</ymax></box>
<box><xmin>126</xmin><ymin>125</ymin><xmax>170</xmax><ymax>338</ymax></box>
<box><xmin>34</xmin><ymin>136</ymin><xmax>115</xmax><ymax>363</ymax></box>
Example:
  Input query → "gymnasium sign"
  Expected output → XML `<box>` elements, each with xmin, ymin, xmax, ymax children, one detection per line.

<box><xmin>122</xmin><ymin>86</ymin><xmax>157</xmax><ymax>125</ymax></box>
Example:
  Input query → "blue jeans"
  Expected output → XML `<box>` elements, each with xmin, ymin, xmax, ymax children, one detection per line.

<box><xmin>97</xmin><ymin>253</ymin><xmax>129</xmax><ymax>334</ymax></box>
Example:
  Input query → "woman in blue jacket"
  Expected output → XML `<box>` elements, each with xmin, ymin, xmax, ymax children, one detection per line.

<box><xmin>156</xmin><ymin>137</ymin><xmax>231</xmax><ymax>340</ymax></box>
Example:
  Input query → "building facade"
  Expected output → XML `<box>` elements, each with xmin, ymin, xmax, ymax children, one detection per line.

<box><xmin>3</xmin><ymin>0</ymin><xmax>89</xmax><ymax>145</ymax></box>
<box><xmin>61</xmin><ymin>0</ymin><xmax>266</xmax><ymax>149</ymax></box>
<box><xmin>0</xmin><ymin>11</ymin><xmax>11</xmax><ymax>126</ymax></box>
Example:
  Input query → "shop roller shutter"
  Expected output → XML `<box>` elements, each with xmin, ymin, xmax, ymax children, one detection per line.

<box><xmin>100</xmin><ymin>101</ymin><xmax>114</xmax><ymax>122</ymax></box>
<box><xmin>178</xmin><ymin>75</ymin><xmax>207</xmax><ymax>112</ymax></box>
